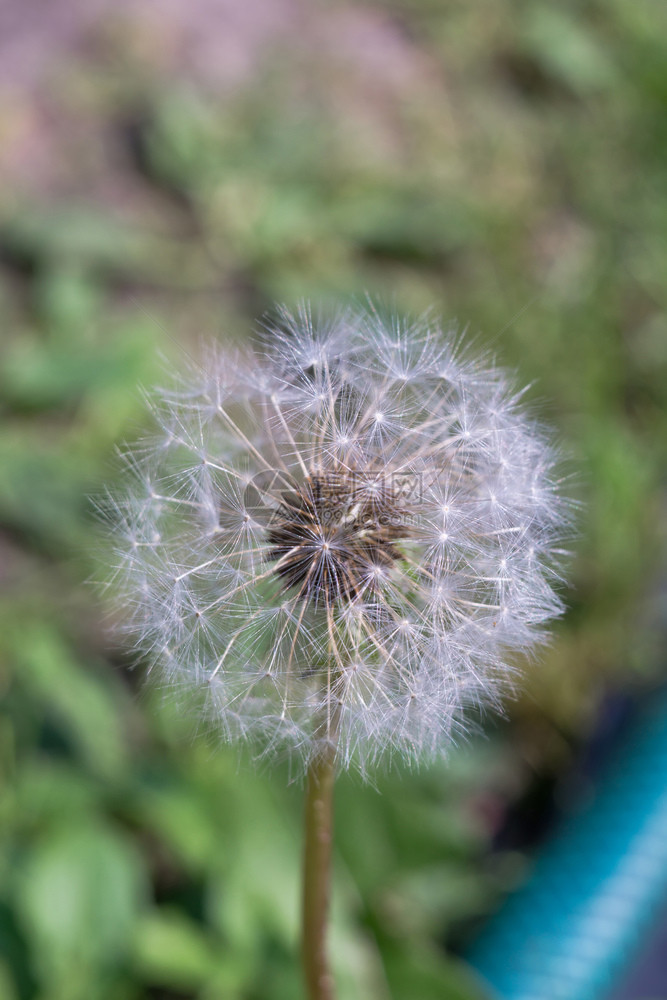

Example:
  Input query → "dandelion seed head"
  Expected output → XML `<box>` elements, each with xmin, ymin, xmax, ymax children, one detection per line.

<box><xmin>106</xmin><ymin>304</ymin><xmax>572</xmax><ymax>775</ymax></box>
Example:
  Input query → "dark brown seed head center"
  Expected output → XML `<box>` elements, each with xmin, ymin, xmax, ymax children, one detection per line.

<box><xmin>266</xmin><ymin>472</ymin><xmax>409</xmax><ymax>606</ymax></box>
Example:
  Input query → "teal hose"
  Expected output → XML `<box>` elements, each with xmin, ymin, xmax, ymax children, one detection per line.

<box><xmin>468</xmin><ymin>691</ymin><xmax>667</xmax><ymax>1000</ymax></box>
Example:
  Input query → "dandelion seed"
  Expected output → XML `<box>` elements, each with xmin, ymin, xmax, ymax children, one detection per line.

<box><xmin>107</xmin><ymin>302</ymin><xmax>570</xmax><ymax>774</ymax></box>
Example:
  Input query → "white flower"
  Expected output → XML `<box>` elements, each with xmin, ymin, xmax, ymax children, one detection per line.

<box><xmin>107</xmin><ymin>304</ymin><xmax>570</xmax><ymax>774</ymax></box>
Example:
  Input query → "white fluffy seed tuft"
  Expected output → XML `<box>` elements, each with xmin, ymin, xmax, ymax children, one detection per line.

<box><xmin>105</xmin><ymin>304</ymin><xmax>572</xmax><ymax>775</ymax></box>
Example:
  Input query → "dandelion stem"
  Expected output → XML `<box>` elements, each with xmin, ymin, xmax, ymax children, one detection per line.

<box><xmin>302</xmin><ymin>727</ymin><xmax>338</xmax><ymax>1000</ymax></box>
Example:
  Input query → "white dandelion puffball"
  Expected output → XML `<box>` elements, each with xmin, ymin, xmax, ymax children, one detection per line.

<box><xmin>109</xmin><ymin>305</ymin><xmax>569</xmax><ymax>773</ymax></box>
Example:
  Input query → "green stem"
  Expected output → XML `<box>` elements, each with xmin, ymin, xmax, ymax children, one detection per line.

<box><xmin>302</xmin><ymin>736</ymin><xmax>337</xmax><ymax>1000</ymax></box>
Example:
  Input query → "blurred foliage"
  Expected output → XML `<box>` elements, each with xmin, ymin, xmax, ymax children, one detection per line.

<box><xmin>1</xmin><ymin>0</ymin><xmax>666</xmax><ymax>997</ymax></box>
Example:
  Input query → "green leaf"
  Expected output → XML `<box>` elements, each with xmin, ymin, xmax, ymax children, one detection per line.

<box><xmin>522</xmin><ymin>8</ymin><xmax>618</xmax><ymax>94</ymax></box>
<box><xmin>13</xmin><ymin>759</ymin><xmax>102</xmax><ymax>828</ymax></box>
<box><xmin>0</xmin><ymin>961</ymin><xmax>18</xmax><ymax>1000</ymax></box>
<box><xmin>16</xmin><ymin>822</ymin><xmax>146</xmax><ymax>992</ymax></box>
<box><xmin>8</xmin><ymin>622</ymin><xmax>129</xmax><ymax>779</ymax></box>
<box><xmin>132</xmin><ymin>910</ymin><xmax>219</xmax><ymax>988</ymax></box>
<box><xmin>382</xmin><ymin>946</ymin><xmax>491</xmax><ymax>1000</ymax></box>
<box><xmin>137</xmin><ymin>783</ymin><xmax>220</xmax><ymax>871</ymax></box>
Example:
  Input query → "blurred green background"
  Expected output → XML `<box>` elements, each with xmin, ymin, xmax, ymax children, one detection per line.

<box><xmin>1</xmin><ymin>1</ymin><xmax>666</xmax><ymax>998</ymax></box>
